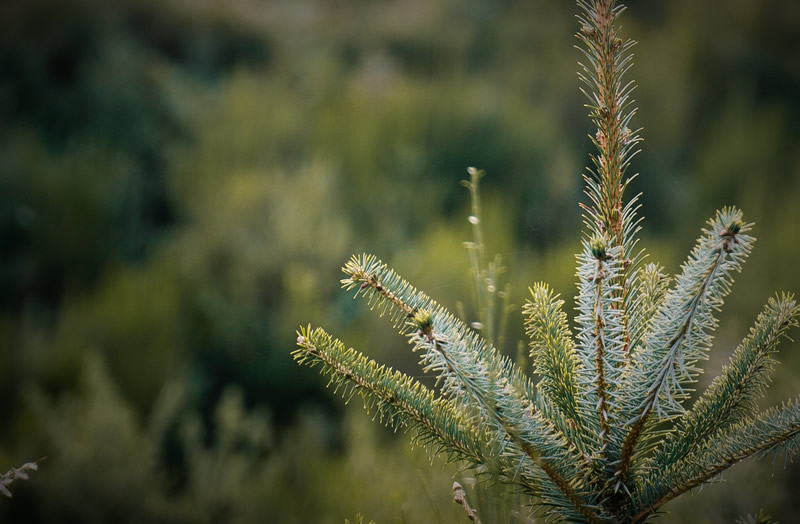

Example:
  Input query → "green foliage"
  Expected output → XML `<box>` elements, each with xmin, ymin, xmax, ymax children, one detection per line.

<box><xmin>652</xmin><ymin>294</ymin><xmax>800</xmax><ymax>469</ymax></box>
<box><xmin>344</xmin><ymin>515</ymin><xmax>375</xmax><ymax>524</ymax></box>
<box><xmin>2</xmin><ymin>0</ymin><xmax>800</xmax><ymax>522</ymax></box>
<box><xmin>524</xmin><ymin>284</ymin><xmax>580</xmax><ymax>431</ymax></box>
<box><xmin>295</xmin><ymin>1</ymin><xmax>800</xmax><ymax>522</ymax></box>
<box><xmin>295</xmin><ymin>325</ymin><xmax>486</xmax><ymax>466</ymax></box>
<box><xmin>736</xmin><ymin>509</ymin><xmax>777</xmax><ymax>524</ymax></box>
<box><xmin>22</xmin><ymin>353</ymin><xmax>471</xmax><ymax>524</ymax></box>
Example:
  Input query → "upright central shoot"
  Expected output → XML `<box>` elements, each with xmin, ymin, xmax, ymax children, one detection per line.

<box><xmin>575</xmin><ymin>0</ymin><xmax>644</xmax><ymax>491</ymax></box>
<box><xmin>293</xmin><ymin>1</ymin><xmax>800</xmax><ymax>522</ymax></box>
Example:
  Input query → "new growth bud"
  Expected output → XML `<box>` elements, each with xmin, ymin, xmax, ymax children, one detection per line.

<box><xmin>590</xmin><ymin>234</ymin><xmax>610</xmax><ymax>261</ymax></box>
<box><xmin>720</xmin><ymin>218</ymin><xmax>744</xmax><ymax>253</ymax></box>
<box><xmin>720</xmin><ymin>219</ymin><xmax>743</xmax><ymax>237</ymax></box>
<box><xmin>412</xmin><ymin>309</ymin><xmax>435</xmax><ymax>341</ymax></box>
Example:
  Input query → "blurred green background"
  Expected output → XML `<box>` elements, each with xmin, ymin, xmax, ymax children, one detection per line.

<box><xmin>1</xmin><ymin>0</ymin><xmax>799</xmax><ymax>522</ymax></box>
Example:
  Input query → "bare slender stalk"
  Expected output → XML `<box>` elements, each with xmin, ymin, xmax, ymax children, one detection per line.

<box><xmin>453</xmin><ymin>482</ymin><xmax>482</xmax><ymax>524</ymax></box>
<box><xmin>0</xmin><ymin>458</ymin><xmax>45</xmax><ymax>498</ymax></box>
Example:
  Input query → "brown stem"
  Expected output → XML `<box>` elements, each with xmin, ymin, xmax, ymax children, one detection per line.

<box><xmin>593</xmin><ymin>260</ymin><xmax>611</xmax><ymax>454</ymax></box>
<box><xmin>453</xmin><ymin>482</ymin><xmax>482</xmax><ymax>524</ymax></box>
<box><xmin>369</xmin><ymin>277</ymin><xmax>416</xmax><ymax>316</ymax></box>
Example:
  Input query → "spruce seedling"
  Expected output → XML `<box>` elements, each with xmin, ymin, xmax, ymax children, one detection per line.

<box><xmin>293</xmin><ymin>1</ymin><xmax>800</xmax><ymax>521</ymax></box>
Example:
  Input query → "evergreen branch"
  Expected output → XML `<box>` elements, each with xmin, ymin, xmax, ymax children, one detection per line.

<box><xmin>576</xmin><ymin>0</ymin><xmax>642</xmax><ymax>248</ymax></box>
<box><xmin>615</xmin><ymin>208</ymin><xmax>754</xmax><ymax>488</ymax></box>
<box><xmin>411</xmin><ymin>307</ymin><xmax>599</xmax><ymax>521</ymax></box>
<box><xmin>628</xmin><ymin>263</ymin><xmax>670</xmax><ymax>359</ymax></box>
<box><xmin>293</xmin><ymin>327</ymin><xmax>598</xmax><ymax>505</ymax></box>
<box><xmin>591</xmin><ymin>241</ymin><xmax>612</xmax><ymax>457</ymax></box>
<box><xmin>574</xmin><ymin>234</ymin><xmax>629</xmax><ymax>475</ymax></box>
<box><xmin>538</xmin><ymin>460</ymin><xmax>604</xmax><ymax>524</ymax></box>
<box><xmin>523</xmin><ymin>283</ymin><xmax>582</xmax><ymax>435</ymax></box>
<box><xmin>580</xmin><ymin>236</ymin><xmax>615</xmax><ymax>459</ymax></box>
<box><xmin>342</xmin><ymin>254</ymin><xmax>600</xmax><ymax>521</ymax></box>
<box><xmin>653</xmin><ymin>294</ymin><xmax>799</xmax><ymax>468</ymax></box>
<box><xmin>576</xmin><ymin>0</ymin><xmax>644</xmax><ymax>370</ymax></box>
<box><xmin>341</xmin><ymin>254</ymin><xmax>536</xmax><ymax>412</ymax></box>
<box><xmin>633</xmin><ymin>398</ymin><xmax>800</xmax><ymax>522</ymax></box>
<box><xmin>524</xmin><ymin>284</ymin><xmax>604</xmax><ymax>495</ymax></box>
<box><xmin>293</xmin><ymin>326</ymin><xmax>488</xmax><ymax>467</ymax></box>
<box><xmin>341</xmin><ymin>254</ymin><xmax>420</xmax><ymax>328</ymax></box>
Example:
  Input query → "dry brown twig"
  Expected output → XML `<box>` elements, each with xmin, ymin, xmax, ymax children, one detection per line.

<box><xmin>0</xmin><ymin>458</ymin><xmax>45</xmax><ymax>498</ymax></box>
<box><xmin>452</xmin><ymin>481</ymin><xmax>481</xmax><ymax>523</ymax></box>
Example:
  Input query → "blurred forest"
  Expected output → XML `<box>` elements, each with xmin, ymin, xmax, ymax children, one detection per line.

<box><xmin>1</xmin><ymin>0</ymin><xmax>799</xmax><ymax>522</ymax></box>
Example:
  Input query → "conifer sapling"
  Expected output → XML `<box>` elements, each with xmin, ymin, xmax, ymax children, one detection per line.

<box><xmin>293</xmin><ymin>0</ymin><xmax>800</xmax><ymax>521</ymax></box>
